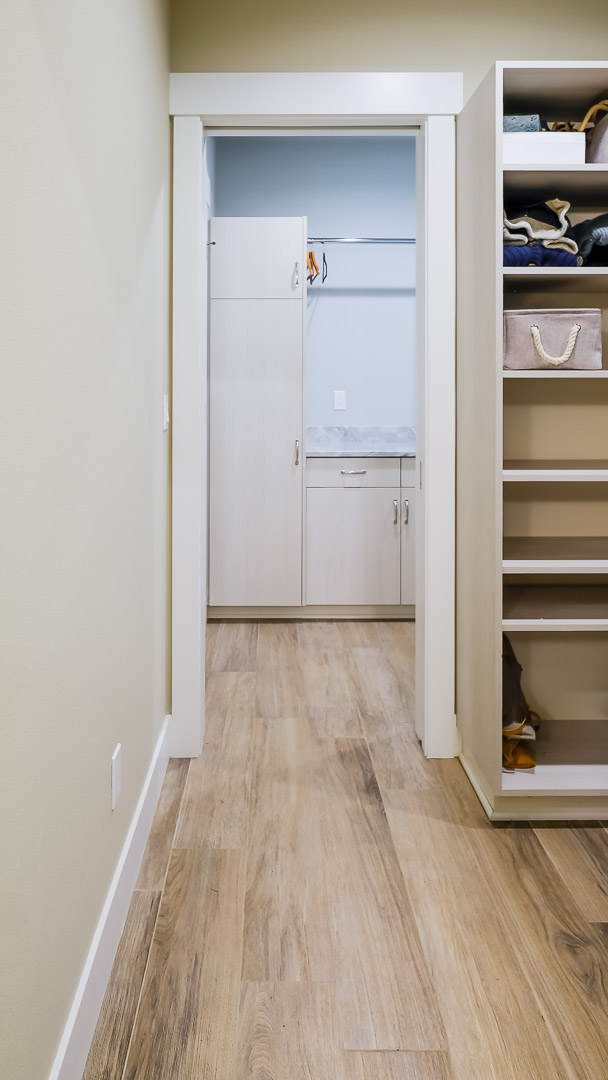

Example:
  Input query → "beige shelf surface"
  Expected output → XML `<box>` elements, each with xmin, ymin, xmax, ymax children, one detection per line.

<box><xmin>503</xmin><ymin>267</ymin><xmax>608</xmax><ymax>294</ymax></box>
<box><xmin>503</xmin><ymin>165</ymin><xmax>608</xmax><ymax>203</ymax></box>
<box><xmin>503</xmin><ymin>536</ymin><xmax>608</xmax><ymax>572</ymax></box>
<box><xmin>502</xmin><ymin>718</ymin><xmax>608</xmax><ymax>795</ymax></box>
<box><xmin>503</xmin><ymin>369</ymin><xmax>608</xmax><ymax>379</ymax></box>
<box><xmin>503</xmin><ymin>583</ymin><xmax>608</xmax><ymax>629</ymax></box>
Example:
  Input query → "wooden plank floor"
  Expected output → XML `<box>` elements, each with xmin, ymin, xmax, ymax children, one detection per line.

<box><xmin>84</xmin><ymin>620</ymin><xmax>608</xmax><ymax>1080</ymax></box>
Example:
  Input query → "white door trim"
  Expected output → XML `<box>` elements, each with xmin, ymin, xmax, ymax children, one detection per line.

<box><xmin>170</xmin><ymin>72</ymin><xmax>462</xmax><ymax>758</ymax></box>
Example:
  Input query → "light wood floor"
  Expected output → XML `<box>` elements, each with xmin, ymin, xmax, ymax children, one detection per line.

<box><xmin>84</xmin><ymin>620</ymin><xmax>608</xmax><ymax>1080</ymax></box>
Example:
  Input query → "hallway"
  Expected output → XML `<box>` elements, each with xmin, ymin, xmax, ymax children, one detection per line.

<box><xmin>86</xmin><ymin>621</ymin><xmax>608</xmax><ymax>1080</ymax></box>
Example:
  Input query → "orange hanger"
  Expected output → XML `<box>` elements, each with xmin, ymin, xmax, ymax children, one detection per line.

<box><xmin>307</xmin><ymin>249</ymin><xmax>320</xmax><ymax>283</ymax></box>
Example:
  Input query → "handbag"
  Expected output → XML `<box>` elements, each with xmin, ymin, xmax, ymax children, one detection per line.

<box><xmin>579</xmin><ymin>99</ymin><xmax>608</xmax><ymax>163</ymax></box>
<box><xmin>504</xmin><ymin>308</ymin><xmax>602</xmax><ymax>370</ymax></box>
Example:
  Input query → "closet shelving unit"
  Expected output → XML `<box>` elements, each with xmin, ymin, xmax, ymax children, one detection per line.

<box><xmin>457</xmin><ymin>61</ymin><xmax>608</xmax><ymax>818</ymax></box>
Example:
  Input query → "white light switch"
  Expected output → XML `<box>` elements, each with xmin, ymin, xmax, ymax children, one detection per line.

<box><xmin>163</xmin><ymin>394</ymin><xmax>170</xmax><ymax>432</ymax></box>
<box><xmin>111</xmin><ymin>744</ymin><xmax>122</xmax><ymax>811</ymax></box>
<box><xmin>334</xmin><ymin>390</ymin><xmax>346</xmax><ymax>410</ymax></box>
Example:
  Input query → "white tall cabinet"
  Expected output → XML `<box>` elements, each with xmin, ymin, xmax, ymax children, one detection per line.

<box><xmin>457</xmin><ymin>62</ymin><xmax>608</xmax><ymax>820</ymax></box>
<box><xmin>208</xmin><ymin>217</ymin><xmax>306</xmax><ymax>606</ymax></box>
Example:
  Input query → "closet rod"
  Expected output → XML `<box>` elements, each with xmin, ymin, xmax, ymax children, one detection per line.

<box><xmin>306</xmin><ymin>237</ymin><xmax>415</xmax><ymax>245</ymax></box>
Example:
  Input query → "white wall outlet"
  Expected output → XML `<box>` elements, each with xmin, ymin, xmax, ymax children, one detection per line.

<box><xmin>163</xmin><ymin>393</ymin><xmax>170</xmax><ymax>432</ymax></box>
<box><xmin>111</xmin><ymin>743</ymin><xmax>122</xmax><ymax>811</ymax></box>
<box><xmin>334</xmin><ymin>390</ymin><xmax>346</xmax><ymax>410</ymax></box>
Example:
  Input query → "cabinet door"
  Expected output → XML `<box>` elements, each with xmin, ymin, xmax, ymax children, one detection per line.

<box><xmin>306</xmin><ymin>487</ymin><xmax>401</xmax><ymax>606</ymax></box>
<box><xmin>209</xmin><ymin>299</ymin><xmax>303</xmax><ymax>606</ymax></box>
<box><xmin>209</xmin><ymin>217</ymin><xmax>305</xmax><ymax>300</ymax></box>
<box><xmin>400</xmin><ymin>488</ymin><xmax>416</xmax><ymax>605</ymax></box>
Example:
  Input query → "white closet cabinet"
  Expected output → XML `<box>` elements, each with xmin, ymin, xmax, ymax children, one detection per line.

<box><xmin>400</xmin><ymin>489</ymin><xmax>416</xmax><ymax>605</ymax></box>
<box><xmin>306</xmin><ymin>486</ymin><xmax>402</xmax><ymax>605</ymax></box>
<box><xmin>305</xmin><ymin>458</ymin><xmax>413</xmax><ymax>606</ymax></box>
<box><xmin>209</xmin><ymin>217</ymin><xmax>305</xmax><ymax>301</ymax></box>
<box><xmin>208</xmin><ymin>218</ymin><xmax>305</xmax><ymax>607</ymax></box>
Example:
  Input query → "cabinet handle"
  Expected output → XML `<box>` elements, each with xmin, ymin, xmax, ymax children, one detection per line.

<box><xmin>404</xmin><ymin>498</ymin><xmax>409</xmax><ymax>524</ymax></box>
<box><xmin>295</xmin><ymin>439</ymin><xmax>300</xmax><ymax>465</ymax></box>
<box><xmin>393</xmin><ymin>498</ymin><xmax>399</xmax><ymax>524</ymax></box>
<box><xmin>294</xmin><ymin>261</ymin><xmax>300</xmax><ymax>288</ymax></box>
<box><xmin>340</xmin><ymin>469</ymin><xmax>366</xmax><ymax>475</ymax></box>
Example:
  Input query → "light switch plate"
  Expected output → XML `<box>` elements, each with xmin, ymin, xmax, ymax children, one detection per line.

<box><xmin>334</xmin><ymin>390</ymin><xmax>346</xmax><ymax>410</ymax></box>
<box><xmin>111</xmin><ymin>744</ymin><xmax>122</xmax><ymax>811</ymax></box>
<box><xmin>163</xmin><ymin>394</ymin><xmax>170</xmax><ymax>432</ymax></box>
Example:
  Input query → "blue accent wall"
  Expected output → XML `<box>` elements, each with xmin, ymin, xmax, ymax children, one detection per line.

<box><xmin>212</xmin><ymin>136</ymin><xmax>416</xmax><ymax>429</ymax></box>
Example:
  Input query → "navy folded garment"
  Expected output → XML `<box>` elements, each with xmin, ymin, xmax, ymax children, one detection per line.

<box><xmin>503</xmin><ymin>245</ymin><xmax>578</xmax><ymax>267</ymax></box>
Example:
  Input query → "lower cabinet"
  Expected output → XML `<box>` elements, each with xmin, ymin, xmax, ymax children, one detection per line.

<box><xmin>400</xmin><ymin>487</ymin><xmax>416</xmax><ymax>605</ymax></box>
<box><xmin>306</xmin><ymin>486</ymin><xmax>402</xmax><ymax>605</ymax></box>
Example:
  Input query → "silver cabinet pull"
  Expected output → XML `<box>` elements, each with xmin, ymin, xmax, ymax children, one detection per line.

<box><xmin>393</xmin><ymin>498</ymin><xmax>399</xmax><ymax>524</ymax></box>
<box><xmin>340</xmin><ymin>469</ymin><xmax>366</xmax><ymax>475</ymax></box>
<box><xmin>294</xmin><ymin>261</ymin><xmax>300</xmax><ymax>288</ymax></box>
<box><xmin>295</xmin><ymin>439</ymin><xmax>300</xmax><ymax>465</ymax></box>
<box><xmin>403</xmin><ymin>498</ymin><xmax>410</xmax><ymax>524</ymax></box>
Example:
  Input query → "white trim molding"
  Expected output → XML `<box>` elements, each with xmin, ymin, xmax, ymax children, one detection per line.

<box><xmin>169</xmin><ymin>72</ymin><xmax>461</xmax><ymax>760</ymax></box>
<box><xmin>48</xmin><ymin>716</ymin><xmax>171</xmax><ymax>1080</ymax></box>
<box><xmin>170</xmin><ymin>72</ymin><xmax>463</xmax><ymax>121</ymax></box>
<box><xmin>171</xmin><ymin>116</ymin><xmax>206</xmax><ymax>758</ymax></box>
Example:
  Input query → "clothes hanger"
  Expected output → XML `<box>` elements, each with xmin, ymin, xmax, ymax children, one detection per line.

<box><xmin>307</xmin><ymin>249</ymin><xmax>320</xmax><ymax>283</ymax></box>
<box><xmin>322</xmin><ymin>251</ymin><xmax>328</xmax><ymax>282</ymax></box>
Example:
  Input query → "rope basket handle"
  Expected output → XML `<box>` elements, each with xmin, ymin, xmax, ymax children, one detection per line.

<box><xmin>579</xmin><ymin>99</ymin><xmax>608</xmax><ymax>132</ymax></box>
<box><xmin>530</xmin><ymin>322</ymin><xmax>582</xmax><ymax>367</ymax></box>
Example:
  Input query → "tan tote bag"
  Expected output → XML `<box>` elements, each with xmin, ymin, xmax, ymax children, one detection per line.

<box><xmin>504</xmin><ymin>309</ymin><xmax>602</xmax><ymax>370</ymax></box>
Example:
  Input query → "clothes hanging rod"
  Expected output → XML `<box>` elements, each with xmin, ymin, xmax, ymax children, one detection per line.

<box><xmin>307</xmin><ymin>237</ymin><xmax>415</xmax><ymax>245</ymax></box>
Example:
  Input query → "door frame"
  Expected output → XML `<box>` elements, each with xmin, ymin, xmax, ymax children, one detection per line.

<box><xmin>169</xmin><ymin>72</ymin><xmax>462</xmax><ymax>758</ymax></box>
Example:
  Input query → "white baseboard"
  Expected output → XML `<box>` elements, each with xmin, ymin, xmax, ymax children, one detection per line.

<box><xmin>207</xmin><ymin>604</ymin><xmax>415</xmax><ymax>620</ymax></box>
<box><xmin>48</xmin><ymin>715</ymin><xmax>171</xmax><ymax>1080</ymax></box>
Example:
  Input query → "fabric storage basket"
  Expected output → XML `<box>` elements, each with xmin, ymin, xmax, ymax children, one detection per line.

<box><xmin>504</xmin><ymin>308</ymin><xmax>602</xmax><ymax>369</ymax></box>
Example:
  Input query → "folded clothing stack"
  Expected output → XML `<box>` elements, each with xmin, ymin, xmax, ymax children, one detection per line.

<box><xmin>504</xmin><ymin>198</ymin><xmax>608</xmax><ymax>267</ymax></box>
<box><xmin>504</xmin><ymin>197</ymin><xmax>581</xmax><ymax>265</ymax></box>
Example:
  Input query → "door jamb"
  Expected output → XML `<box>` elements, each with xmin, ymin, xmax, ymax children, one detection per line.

<box><xmin>170</xmin><ymin>72</ymin><xmax>461</xmax><ymax>758</ymax></box>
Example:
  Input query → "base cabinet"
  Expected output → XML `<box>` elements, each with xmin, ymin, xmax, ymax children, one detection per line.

<box><xmin>400</xmin><ymin>486</ymin><xmax>416</xmax><ymax>605</ymax></box>
<box><xmin>306</xmin><ymin>487</ymin><xmax>402</xmax><ymax>605</ymax></box>
<box><xmin>305</xmin><ymin>463</ymin><xmax>416</xmax><ymax>607</ymax></box>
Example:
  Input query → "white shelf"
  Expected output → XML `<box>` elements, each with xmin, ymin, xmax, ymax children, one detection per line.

<box><xmin>502</xmin><ymin>763</ymin><xmax>608</xmax><ymax>796</ymax></box>
<box><xmin>502</xmin><ymin>716</ymin><xmax>608</xmax><ymax>795</ymax></box>
<box><xmin>504</xmin><ymin>164</ymin><xmax>608</xmax><ymax>202</ymax></box>
<box><xmin>503</xmin><ymin>369</ymin><xmax>608</xmax><ymax>379</ymax></box>
<box><xmin>503</xmin><ymin>583</ymin><xmax>608</xmax><ymax>630</ymax></box>
<box><xmin>503</xmin><ymin>460</ymin><xmax>608</xmax><ymax>482</ymax></box>
<box><xmin>503</xmin><ymin>537</ymin><xmax>608</xmax><ymax>573</ymax></box>
<box><xmin>503</xmin><ymin>267</ymin><xmax>608</xmax><ymax>294</ymax></box>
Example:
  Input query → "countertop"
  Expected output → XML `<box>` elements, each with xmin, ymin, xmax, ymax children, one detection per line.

<box><xmin>305</xmin><ymin>425</ymin><xmax>416</xmax><ymax>458</ymax></box>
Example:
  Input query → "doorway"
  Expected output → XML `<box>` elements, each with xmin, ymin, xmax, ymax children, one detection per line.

<box><xmin>169</xmin><ymin>72</ymin><xmax>460</xmax><ymax>761</ymax></box>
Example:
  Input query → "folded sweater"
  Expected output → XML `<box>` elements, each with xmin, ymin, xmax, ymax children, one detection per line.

<box><xmin>503</xmin><ymin>197</ymin><xmax>579</xmax><ymax>255</ymax></box>
<box><xmin>503</xmin><ymin>245</ymin><xmax>579</xmax><ymax>267</ymax></box>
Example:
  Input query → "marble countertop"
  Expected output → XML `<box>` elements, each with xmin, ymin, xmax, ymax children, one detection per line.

<box><xmin>305</xmin><ymin>425</ymin><xmax>416</xmax><ymax>458</ymax></box>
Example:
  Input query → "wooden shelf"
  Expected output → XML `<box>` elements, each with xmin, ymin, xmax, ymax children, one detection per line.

<box><xmin>503</xmin><ymin>536</ymin><xmax>608</xmax><ymax>572</ymax></box>
<box><xmin>504</xmin><ymin>165</ymin><xmax>608</xmax><ymax>203</ymax></box>
<box><xmin>503</xmin><ymin>369</ymin><xmax>608</xmax><ymax>379</ymax></box>
<box><xmin>503</xmin><ymin>583</ymin><xmax>608</xmax><ymax>629</ymax></box>
<box><xmin>503</xmin><ymin>460</ymin><xmax>608</xmax><ymax>482</ymax></box>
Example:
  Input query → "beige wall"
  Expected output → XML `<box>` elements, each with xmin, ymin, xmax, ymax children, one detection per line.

<box><xmin>0</xmin><ymin>2</ymin><xmax>170</xmax><ymax>1078</ymax></box>
<box><xmin>170</xmin><ymin>0</ymin><xmax>606</xmax><ymax>100</ymax></box>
